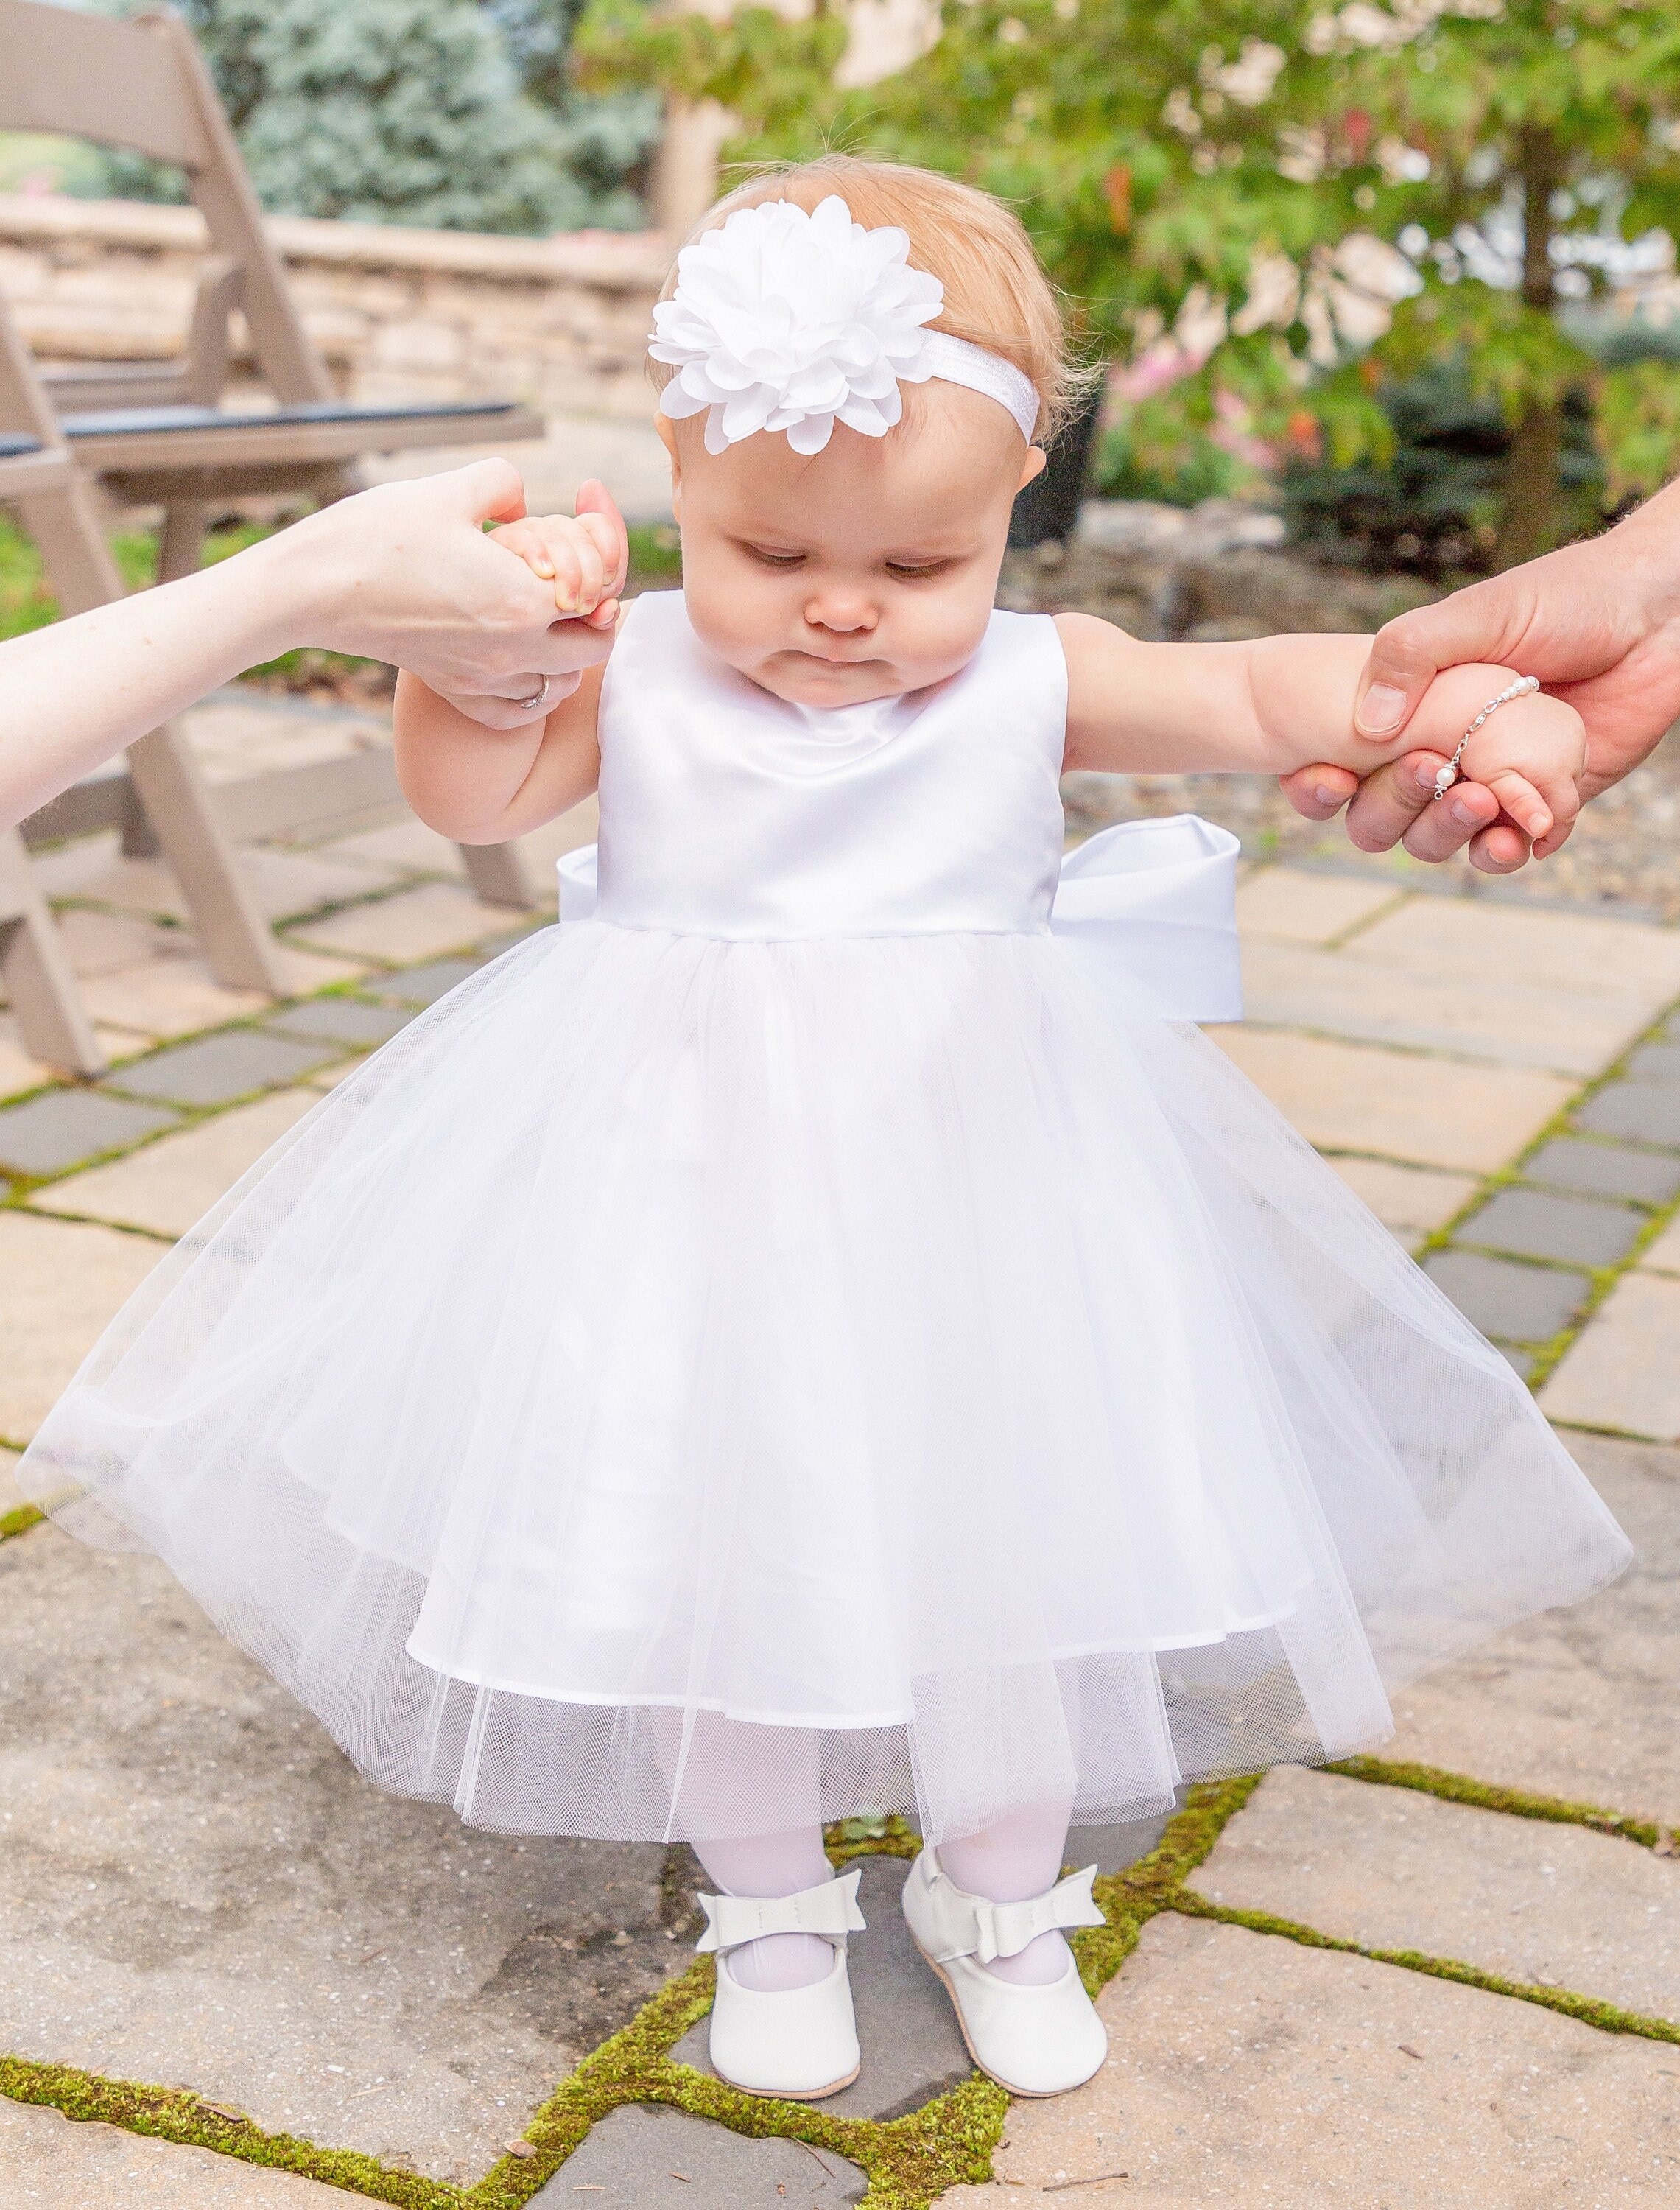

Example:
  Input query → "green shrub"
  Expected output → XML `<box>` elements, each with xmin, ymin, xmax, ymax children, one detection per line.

<box><xmin>81</xmin><ymin>0</ymin><xmax>654</xmax><ymax>233</ymax></box>
<box><xmin>1284</xmin><ymin>364</ymin><xmax>1603</xmax><ymax>580</ymax></box>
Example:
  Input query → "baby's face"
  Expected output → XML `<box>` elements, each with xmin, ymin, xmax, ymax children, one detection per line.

<box><xmin>661</xmin><ymin>385</ymin><xmax>1044</xmax><ymax>707</ymax></box>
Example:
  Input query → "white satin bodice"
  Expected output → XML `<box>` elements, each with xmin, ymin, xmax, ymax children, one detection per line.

<box><xmin>594</xmin><ymin>591</ymin><xmax>1066</xmax><ymax>941</ymax></box>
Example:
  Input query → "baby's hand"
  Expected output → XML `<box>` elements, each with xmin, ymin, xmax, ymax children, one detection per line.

<box><xmin>1413</xmin><ymin>664</ymin><xmax>1585</xmax><ymax>854</ymax></box>
<box><xmin>490</xmin><ymin>494</ymin><xmax>628</xmax><ymax>630</ymax></box>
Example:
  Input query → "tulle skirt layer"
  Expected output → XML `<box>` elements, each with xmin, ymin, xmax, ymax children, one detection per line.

<box><xmin>21</xmin><ymin>921</ymin><xmax>1630</xmax><ymax>1842</ymax></box>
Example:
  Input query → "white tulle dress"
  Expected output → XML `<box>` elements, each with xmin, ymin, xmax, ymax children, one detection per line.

<box><xmin>21</xmin><ymin>592</ymin><xmax>1630</xmax><ymax>1846</ymax></box>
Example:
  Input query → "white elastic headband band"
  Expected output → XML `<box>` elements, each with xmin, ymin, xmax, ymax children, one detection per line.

<box><xmin>650</xmin><ymin>194</ymin><xmax>1041</xmax><ymax>457</ymax></box>
<box><xmin>918</xmin><ymin>331</ymin><xmax>1041</xmax><ymax>445</ymax></box>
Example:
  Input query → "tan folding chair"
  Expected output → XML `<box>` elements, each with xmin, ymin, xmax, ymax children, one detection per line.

<box><xmin>0</xmin><ymin>434</ymin><xmax>107</xmax><ymax>1076</ymax></box>
<box><xmin>0</xmin><ymin>308</ymin><xmax>286</xmax><ymax>1052</ymax></box>
<box><xmin>1</xmin><ymin>0</ymin><xmax>547</xmax><ymax>909</ymax></box>
<box><xmin>0</xmin><ymin>1</ymin><xmax>544</xmax><ymax>569</ymax></box>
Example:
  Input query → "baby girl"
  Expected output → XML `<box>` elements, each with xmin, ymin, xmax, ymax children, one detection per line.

<box><xmin>25</xmin><ymin>158</ymin><xmax>1625</xmax><ymax>2115</ymax></box>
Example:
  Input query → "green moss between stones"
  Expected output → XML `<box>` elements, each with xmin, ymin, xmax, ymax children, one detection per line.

<box><xmin>3</xmin><ymin>1765</ymin><xmax>1667</xmax><ymax>2201</ymax></box>
<box><xmin>0</xmin><ymin>1504</ymin><xmax>43</xmax><ymax>1543</ymax></box>
<box><xmin>471</xmin><ymin>1890</ymin><xmax>1010</xmax><ymax>2209</ymax></box>
<box><xmin>1325</xmin><ymin>1755</ymin><xmax>1665</xmax><ymax>1850</ymax></box>
<box><xmin>1410</xmin><ymin>995</ymin><xmax>1680</xmax><ymax>1389</ymax></box>
<box><xmin>1171</xmin><ymin>1892</ymin><xmax>1680</xmax><ymax>2046</ymax></box>
<box><xmin>826</xmin><ymin>1813</ymin><xmax>923</xmax><ymax>1867</ymax></box>
<box><xmin>0</xmin><ymin>2055</ymin><xmax>460</xmax><ymax>2207</ymax></box>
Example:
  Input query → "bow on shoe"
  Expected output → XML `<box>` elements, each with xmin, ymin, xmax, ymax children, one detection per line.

<box><xmin>696</xmin><ymin>1866</ymin><xmax>868</xmax><ymax>1957</ymax></box>
<box><xmin>921</xmin><ymin>1860</ymin><xmax>1105</xmax><ymax>1966</ymax></box>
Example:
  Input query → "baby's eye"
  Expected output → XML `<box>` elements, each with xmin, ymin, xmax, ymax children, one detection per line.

<box><xmin>741</xmin><ymin>543</ymin><xmax>806</xmax><ymax>569</ymax></box>
<box><xmin>885</xmin><ymin>559</ymin><xmax>955</xmax><ymax>581</ymax></box>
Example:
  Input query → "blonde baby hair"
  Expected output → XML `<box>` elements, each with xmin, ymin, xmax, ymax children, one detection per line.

<box><xmin>653</xmin><ymin>153</ymin><xmax>1083</xmax><ymax>446</ymax></box>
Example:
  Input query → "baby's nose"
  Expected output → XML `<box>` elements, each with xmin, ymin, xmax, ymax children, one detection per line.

<box><xmin>804</xmin><ymin>589</ymin><xmax>878</xmax><ymax>635</ymax></box>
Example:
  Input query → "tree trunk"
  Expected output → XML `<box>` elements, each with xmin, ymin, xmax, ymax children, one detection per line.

<box><xmin>1495</xmin><ymin>397</ymin><xmax>1564</xmax><ymax>569</ymax></box>
<box><xmin>1494</xmin><ymin>127</ymin><xmax>1562</xmax><ymax>569</ymax></box>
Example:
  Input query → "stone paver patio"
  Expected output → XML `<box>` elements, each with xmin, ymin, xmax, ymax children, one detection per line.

<box><xmin>2</xmin><ymin>723</ymin><xmax>1678</xmax><ymax>2208</ymax></box>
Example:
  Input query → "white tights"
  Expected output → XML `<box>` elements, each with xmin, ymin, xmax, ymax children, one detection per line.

<box><xmin>691</xmin><ymin>1825</ymin><xmax>837</xmax><ymax>1993</ymax></box>
<box><xmin>692</xmin><ymin>1800</ymin><xmax>1074</xmax><ymax>1993</ymax></box>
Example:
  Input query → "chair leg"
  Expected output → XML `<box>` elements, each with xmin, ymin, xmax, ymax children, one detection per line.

<box><xmin>119</xmin><ymin>777</ymin><xmax>161</xmax><ymax>857</ymax></box>
<box><xmin>158</xmin><ymin>499</ymin><xmax>209</xmax><ymax>583</ymax></box>
<box><xmin>459</xmin><ymin>839</ymin><xmax>539</xmax><ymax>911</ymax></box>
<box><xmin>0</xmin><ymin>828</ymin><xmax>106</xmax><ymax>1078</ymax></box>
<box><xmin>16</xmin><ymin>473</ymin><xmax>288</xmax><ymax>995</ymax></box>
<box><xmin>127</xmin><ymin>724</ymin><xmax>289</xmax><ymax>995</ymax></box>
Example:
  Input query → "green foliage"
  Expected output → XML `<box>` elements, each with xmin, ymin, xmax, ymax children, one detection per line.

<box><xmin>1315</xmin><ymin>0</ymin><xmax>1680</xmax><ymax>555</ymax></box>
<box><xmin>573</xmin><ymin>0</ymin><xmax>851</xmax><ymax>151</ymax></box>
<box><xmin>82</xmin><ymin>0</ymin><xmax>650</xmax><ymax>232</ymax></box>
<box><xmin>1594</xmin><ymin>353</ymin><xmax>1680</xmax><ymax>503</ymax></box>
<box><xmin>574</xmin><ymin>0</ymin><xmax>1357</xmax><ymax>371</ymax></box>
<box><xmin>1282</xmin><ymin>360</ymin><xmax>1603</xmax><ymax>577</ymax></box>
<box><xmin>577</xmin><ymin>0</ymin><xmax>1680</xmax><ymax>560</ymax></box>
<box><xmin>1094</xmin><ymin>403</ymin><xmax>1255</xmax><ymax>505</ymax></box>
<box><xmin>485</xmin><ymin>0</ymin><xmax>662</xmax><ymax>226</ymax></box>
<box><xmin>231</xmin><ymin>0</ymin><xmax>573</xmax><ymax>232</ymax></box>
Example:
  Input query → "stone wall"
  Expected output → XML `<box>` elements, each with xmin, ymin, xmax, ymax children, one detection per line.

<box><xmin>0</xmin><ymin>194</ymin><xmax>669</xmax><ymax>419</ymax></box>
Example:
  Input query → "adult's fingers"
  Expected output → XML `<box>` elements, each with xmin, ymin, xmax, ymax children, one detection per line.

<box><xmin>452</xmin><ymin>456</ymin><xmax>528</xmax><ymax>527</ymax></box>
<box><xmin>1338</xmin><ymin>751</ymin><xmax>1458</xmax><ymax>851</ymax></box>
<box><xmin>1395</xmin><ymin>771</ymin><xmax>1505</xmax><ymax>863</ymax></box>
<box><xmin>1360</xmin><ymin>759</ymin><xmax>1532</xmax><ymax>871</ymax></box>
<box><xmin>474</xmin><ymin>617</ymin><xmax>619</xmax><ymax>690</ymax></box>
<box><xmin>439</xmin><ymin>670</ymin><xmax>585</xmax><ymax>729</ymax></box>
<box><xmin>1466</xmin><ymin>819</ymin><xmax>1535</xmax><ymax>873</ymax></box>
<box><xmin>1353</xmin><ymin>573</ymin><xmax>1532</xmax><ymax>740</ymax></box>
<box><xmin>1278</xmin><ymin>764</ymin><xmax>1360</xmax><ymax>820</ymax></box>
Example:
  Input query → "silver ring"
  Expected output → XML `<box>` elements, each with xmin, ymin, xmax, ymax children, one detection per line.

<box><xmin>515</xmin><ymin>676</ymin><xmax>550</xmax><ymax>715</ymax></box>
<box><xmin>1432</xmin><ymin>674</ymin><xmax>1539</xmax><ymax>799</ymax></box>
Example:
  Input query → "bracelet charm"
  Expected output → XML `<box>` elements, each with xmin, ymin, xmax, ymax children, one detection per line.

<box><xmin>1432</xmin><ymin>675</ymin><xmax>1540</xmax><ymax>799</ymax></box>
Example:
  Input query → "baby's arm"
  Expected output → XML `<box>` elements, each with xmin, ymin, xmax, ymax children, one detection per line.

<box><xmin>393</xmin><ymin>507</ymin><xmax>625</xmax><ymax>843</ymax></box>
<box><xmin>1059</xmin><ymin>617</ymin><xmax>1584</xmax><ymax>846</ymax></box>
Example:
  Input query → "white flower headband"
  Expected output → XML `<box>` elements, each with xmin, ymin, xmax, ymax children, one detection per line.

<box><xmin>650</xmin><ymin>194</ymin><xmax>1042</xmax><ymax>457</ymax></box>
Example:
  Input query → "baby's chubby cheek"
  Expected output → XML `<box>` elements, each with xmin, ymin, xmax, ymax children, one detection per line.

<box><xmin>883</xmin><ymin>578</ymin><xmax>998</xmax><ymax>684</ymax></box>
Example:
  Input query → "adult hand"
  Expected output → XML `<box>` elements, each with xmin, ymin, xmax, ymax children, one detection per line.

<box><xmin>1279</xmin><ymin>478</ymin><xmax>1680</xmax><ymax>869</ymax></box>
<box><xmin>421</xmin><ymin>487</ymin><xmax>631</xmax><ymax>731</ymax></box>
<box><xmin>0</xmin><ymin>459</ymin><xmax>633</xmax><ymax>827</ymax></box>
<box><xmin>272</xmin><ymin>462</ymin><xmax>628</xmax><ymax>702</ymax></box>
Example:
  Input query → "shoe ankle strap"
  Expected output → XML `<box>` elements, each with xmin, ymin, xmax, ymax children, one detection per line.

<box><xmin>919</xmin><ymin>1852</ymin><xmax>1105</xmax><ymax>1965</ymax></box>
<box><xmin>696</xmin><ymin>1865</ymin><xmax>866</xmax><ymax>1957</ymax></box>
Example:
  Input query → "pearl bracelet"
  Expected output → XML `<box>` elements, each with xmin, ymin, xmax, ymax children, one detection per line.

<box><xmin>1432</xmin><ymin>675</ymin><xmax>1541</xmax><ymax>799</ymax></box>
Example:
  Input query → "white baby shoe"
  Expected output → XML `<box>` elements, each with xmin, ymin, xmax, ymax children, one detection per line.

<box><xmin>901</xmin><ymin>1845</ymin><xmax>1108</xmax><ymax>2097</ymax></box>
<box><xmin>697</xmin><ymin>1865</ymin><xmax>866</xmax><ymax>2100</ymax></box>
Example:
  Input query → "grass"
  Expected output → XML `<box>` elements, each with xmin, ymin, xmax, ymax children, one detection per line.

<box><xmin>0</xmin><ymin>513</ymin><xmax>154</xmax><ymax>640</ymax></box>
<box><xmin>627</xmin><ymin>520</ymin><xmax>682</xmax><ymax>582</ymax></box>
